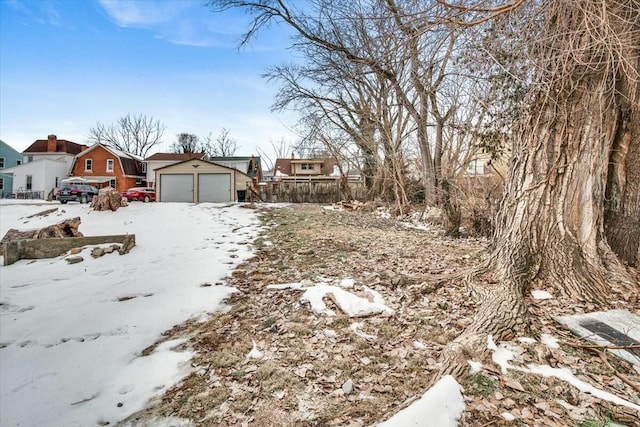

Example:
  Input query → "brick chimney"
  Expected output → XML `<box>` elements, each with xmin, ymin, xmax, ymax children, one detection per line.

<box><xmin>47</xmin><ymin>134</ymin><xmax>57</xmax><ymax>152</ymax></box>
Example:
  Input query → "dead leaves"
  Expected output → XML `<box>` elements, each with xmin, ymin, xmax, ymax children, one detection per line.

<box><xmin>132</xmin><ymin>204</ymin><xmax>640</xmax><ymax>427</ymax></box>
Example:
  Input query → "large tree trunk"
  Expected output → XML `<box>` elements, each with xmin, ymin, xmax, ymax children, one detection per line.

<box><xmin>436</xmin><ymin>0</ymin><xmax>639</xmax><ymax>379</ymax></box>
<box><xmin>604</xmin><ymin>72</ymin><xmax>640</xmax><ymax>267</ymax></box>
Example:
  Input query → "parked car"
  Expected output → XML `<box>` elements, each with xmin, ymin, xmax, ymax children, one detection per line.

<box><xmin>121</xmin><ymin>187</ymin><xmax>155</xmax><ymax>202</ymax></box>
<box><xmin>57</xmin><ymin>184</ymin><xmax>99</xmax><ymax>204</ymax></box>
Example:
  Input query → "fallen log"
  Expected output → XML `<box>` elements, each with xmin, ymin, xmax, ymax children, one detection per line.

<box><xmin>0</xmin><ymin>217</ymin><xmax>83</xmax><ymax>256</ymax></box>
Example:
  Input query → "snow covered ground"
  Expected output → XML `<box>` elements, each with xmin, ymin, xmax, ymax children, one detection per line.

<box><xmin>0</xmin><ymin>200</ymin><xmax>261</xmax><ymax>426</ymax></box>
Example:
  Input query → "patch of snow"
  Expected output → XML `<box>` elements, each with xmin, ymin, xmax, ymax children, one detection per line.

<box><xmin>299</xmin><ymin>284</ymin><xmax>337</xmax><ymax>316</ymax></box>
<box><xmin>298</xmin><ymin>284</ymin><xmax>394</xmax><ymax>318</ymax></box>
<box><xmin>487</xmin><ymin>335</ymin><xmax>514</xmax><ymax>373</ymax></box>
<box><xmin>339</xmin><ymin>278</ymin><xmax>355</xmax><ymax>288</ymax></box>
<box><xmin>500</xmin><ymin>412</ymin><xmax>516</xmax><ymax>421</ymax></box>
<box><xmin>493</xmin><ymin>348</ymin><xmax>516</xmax><ymax>373</ymax></box>
<box><xmin>0</xmin><ymin>201</ymin><xmax>261</xmax><ymax>426</ymax></box>
<box><xmin>486</xmin><ymin>334</ymin><xmax>640</xmax><ymax>412</ymax></box>
<box><xmin>375</xmin><ymin>375</ymin><xmax>464</xmax><ymax>427</ymax></box>
<box><xmin>267</xmin><ymin>282</ymin><xmax>306</xmax><ymax>290</ymax></box>
<box><xmin>531</xmin><ymin>290</ymin><xmax>553</xmax><ymax>300</ymax></box>
<box><xmin>527</xmin><ymin>364</ymin><xmax>640</xmax><ymax>411</ymax></box>
<box><xmin>413</xmin><ymin>341</ymin><xmax>426</xmax><ymax>350</ymax></box>
<box><xmin>540</xmin><ymin>333</ymin><xmax>560</xmax><ymax>349</ymax></box>
<box><xmin>517</xmin><ymin>337</ymin><xmax>537</xmax><ymax>344</ymax></box>
<box><xmin>487</xmin><ymin>335</ymin><xmax>498</xmax><ymax>350</ymax></box>
<box><xmin>468</xmin><ymin>361</ymin><xmax>483</xmax><ymax>374</ymax></box>
<box><xmin>246</xmin><ymin>340</ymin><xmax>264</xmax><ymax>360</ymax></box>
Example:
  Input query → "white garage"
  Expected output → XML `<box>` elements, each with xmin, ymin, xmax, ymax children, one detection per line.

<box><xmin>198</xmin><ymin>173</ymin><xmax>231</xmax><ymax>202</ymax></box>
<box><xmin>155</xmin><ymin>158</ymin><xmax>254</xmax><ymax>203</ymax></box>
<box><xmin>160</xmin><ymin>174</ymin><xmax>194</xmax><ymax>203</ymax></box>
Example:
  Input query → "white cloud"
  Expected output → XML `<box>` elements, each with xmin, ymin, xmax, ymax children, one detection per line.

<box><xmin>98</xmin><ymin>0</ymin><xmax>188</xmax><ymax>28</ymax></box>
<box><xmin>98</xmin><ymin>0</ymin><xmax>238</xmax><ymax>48</ymax></box>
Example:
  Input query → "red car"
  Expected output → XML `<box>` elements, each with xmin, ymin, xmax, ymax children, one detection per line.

<box><xmin>121</xmin><ymin>187</ymin><xmax>155</xmax><ymax>202</ymax></box>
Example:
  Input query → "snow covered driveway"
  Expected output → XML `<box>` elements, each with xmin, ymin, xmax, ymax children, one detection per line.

<box><xmin>0</xmin><ymin>201</ymin><xmax>260</xmax><ymax>426</ymax></box>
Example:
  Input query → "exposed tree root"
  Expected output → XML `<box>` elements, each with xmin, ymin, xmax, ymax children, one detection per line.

<box><xmin>429</xmin><ymin>248</ymin><xmax>638</xmax><ymax>387</ymax></box>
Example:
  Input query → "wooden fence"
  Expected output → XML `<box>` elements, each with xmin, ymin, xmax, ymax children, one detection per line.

<box><xmin>261</xmin><ymin>181</ymin><xmax>365</xmax><ymax>204</ymax></box>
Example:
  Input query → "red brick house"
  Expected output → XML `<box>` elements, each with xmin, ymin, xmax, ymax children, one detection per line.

<box><xmin>68</xmin><ymin>144</ymin><xmax>146</xmax><ymax>192</ymax></box>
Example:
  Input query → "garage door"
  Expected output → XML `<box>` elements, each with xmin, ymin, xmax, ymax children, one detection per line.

<box><xmin>160</xmin><ymin>174</ymin><xmax>193</xmax><ymax>202</ymax></box>
<box><xmin>198</xmin><ymin>173</ymin><xmax>231</xmax><ymax>202</ymax></box>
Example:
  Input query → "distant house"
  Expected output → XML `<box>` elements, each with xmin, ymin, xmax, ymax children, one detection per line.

<box><xmin>265</xmin><ymin>156</ymin><xmax>363</xmax><ymax>203</ymax></box>
<box><xmin>67</xmin><ymin>143</ymin><xmax>146</xmax><ymax>192</ymax></box>
<box><xmin>0</xmin><ymin>140</ymin><xmax>23</xmax><ymax>198</ymax></box>
<box><xmin>144</xmin><ymin>152</ymin><xmax>206</xmax><ymax>187</ymax></box>
<box><xmin>463</xmin><ymin>152</ymin><xmax>508</xmax><ymax>179</ymax></box>
<box><xmin>274</xmin><ymin>157</ymin><xmax>339</xmax><ymax>180</ymax></box>
<box><xmin>271</xmin><ymin>156</ymin><xmax>362</xmax><ymax>185</ymax></box>
<box><xmin>0</xmin><ymin>135</ymin><xmax>86</xmax><ymax>199</ymax></box>
<box><xmin>208</xmin><ymin>156</ymin><xmax>263</xmax><ymax>186</ymax></box>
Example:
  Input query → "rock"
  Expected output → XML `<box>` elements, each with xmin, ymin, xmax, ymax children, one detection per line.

<box><xmin>91</xmin><ymin>247</ymin><xmax>105</xmax><ymax>258</ymax></box>
<box><xmin>504</xmin><ymin>379</ymin><xmax>526</xmax><ymax>392</ymax></box>
<box><xmin>69</xmin><ymin>247</ymin><xmax>82</xmax><ymax>255</ymax></box>
<box><xmin>66</xmin><ymin>256</ymin><xmax>84</xmax><ymax>264</ymax></box>
<box><xmin>342</xmin><ymin>379</ymin><xmax>354</xmax><ymax>394</ymax></box>
<box><xmin>502</xmin><ymin>398</ymin><xmax>516</xmax><ymax>409</ymax></box>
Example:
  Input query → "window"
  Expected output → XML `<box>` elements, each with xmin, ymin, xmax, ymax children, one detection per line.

<box><xmin>16</xmin><ymin>159</ymin><xmax>22</xmax><ymax>165</ymax></box>
<box><xmin>106</xmin><ymin>159</ymin><xmax>114</xmax><ymax>172</ymax></box>
<box><xmin>0</xmin><ymin>177</ymin><xmax>4</xmax><ymax>191</ymax></box>
<box><xmin>27</xmin><ymin>156</ymin><xmax>33</xmax><ymax>163</ymax></box>
<box><xmin>85</xmin><ymin>159</ymin><xmax>93</xmax><ymax>171</ymax></box>
<box><xmin>26</xmin><ymin>175</ymin><xmax>32</xmax><ymax>190</ymax></box>
<box><xmin>0</xmin><ymin>157</ymin><xmax>4</xmax><ymax>168</ymax></box>
<box><xmin>109</xmin><ymin>179</ymin><xmax>116</xmax><ymax>189</ymax></box>
<box><xmin>301</xmin><ymin>163</ymin><xmax>314</xmax><ymax>170</ymax></box>
<box><xmin>55</xmin><ymin>177</ymin><xmax>59</xmax><ymax>188</ymax></box>
<box><xmin>141</xmin><ymin>163</ymin><xmax>147</xmax><ymax>173</ymax></box>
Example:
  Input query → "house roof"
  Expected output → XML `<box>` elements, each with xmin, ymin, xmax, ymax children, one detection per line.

<box><xmin>23</xmin><ymin>138</ymin><xmax>86</xmax><ymax>155</ymax></box>
<box><xmin>1</xmin><ymin>140</ymin><xmax>22</xmax><ymax>157</ymax></box>
<box><xmin>154</xmin><ymin>158</ymin><xmax>252</xmax><ymax>179</ymax></box>
<box><xmin>0</xmin><ymin>157</ymin><xmax>67</xmax><ymax>173</ymax></box>
<box><xmin>145</xmin><ymin>152</ymin><xmax>206</xmax><ymax>161</ymax></box>
<box><xmin>75</xmin><ymin>143</ymin><xmax>145</xmax><ymax>177</ymax></box>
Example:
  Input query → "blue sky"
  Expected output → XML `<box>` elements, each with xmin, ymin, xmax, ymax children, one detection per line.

<box><xmin>0</xmin><ymin>0</ymin><xmax>299</xmax><ymax>156</ymax></box>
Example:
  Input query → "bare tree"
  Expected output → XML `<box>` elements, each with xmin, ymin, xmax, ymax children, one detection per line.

<box><xmin>209</xmin><ymin>0</ymin><xmax>493</xmax><ymax>209</ymax></box>
<box><xmin>87</xmin><ymin>113</ymin><xmax>165</xmax><ymax>157</ymax></box>
<box><xmin>256</xmin><ymin>138</ymin><xmax>293</xmax><ymax>172</ymax></box>
<box><xmin>208</xmin><ymin>2</ymin><xmax>640</xmax><ymax>415</ymax></box>
<box><xmin>170</xmin><ymin>133</ymin><xmax>201</xmax><ymax>154</ymax></box>
<box><xmin>203</xmin><ymin>128</ymin><xmax>238</xmax><ymax>158</ymax></box>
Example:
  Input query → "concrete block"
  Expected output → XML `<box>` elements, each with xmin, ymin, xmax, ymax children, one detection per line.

<box><xmin>2</xmin><ymin>234</ymin><xmax>136</xmax><ymax>266</ymax></box>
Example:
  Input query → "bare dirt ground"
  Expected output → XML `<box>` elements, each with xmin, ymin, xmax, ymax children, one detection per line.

<box><xmin>123</xmin><ymin>204</ymin><xmax>640</xmax><ymax>427</ymax></box>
